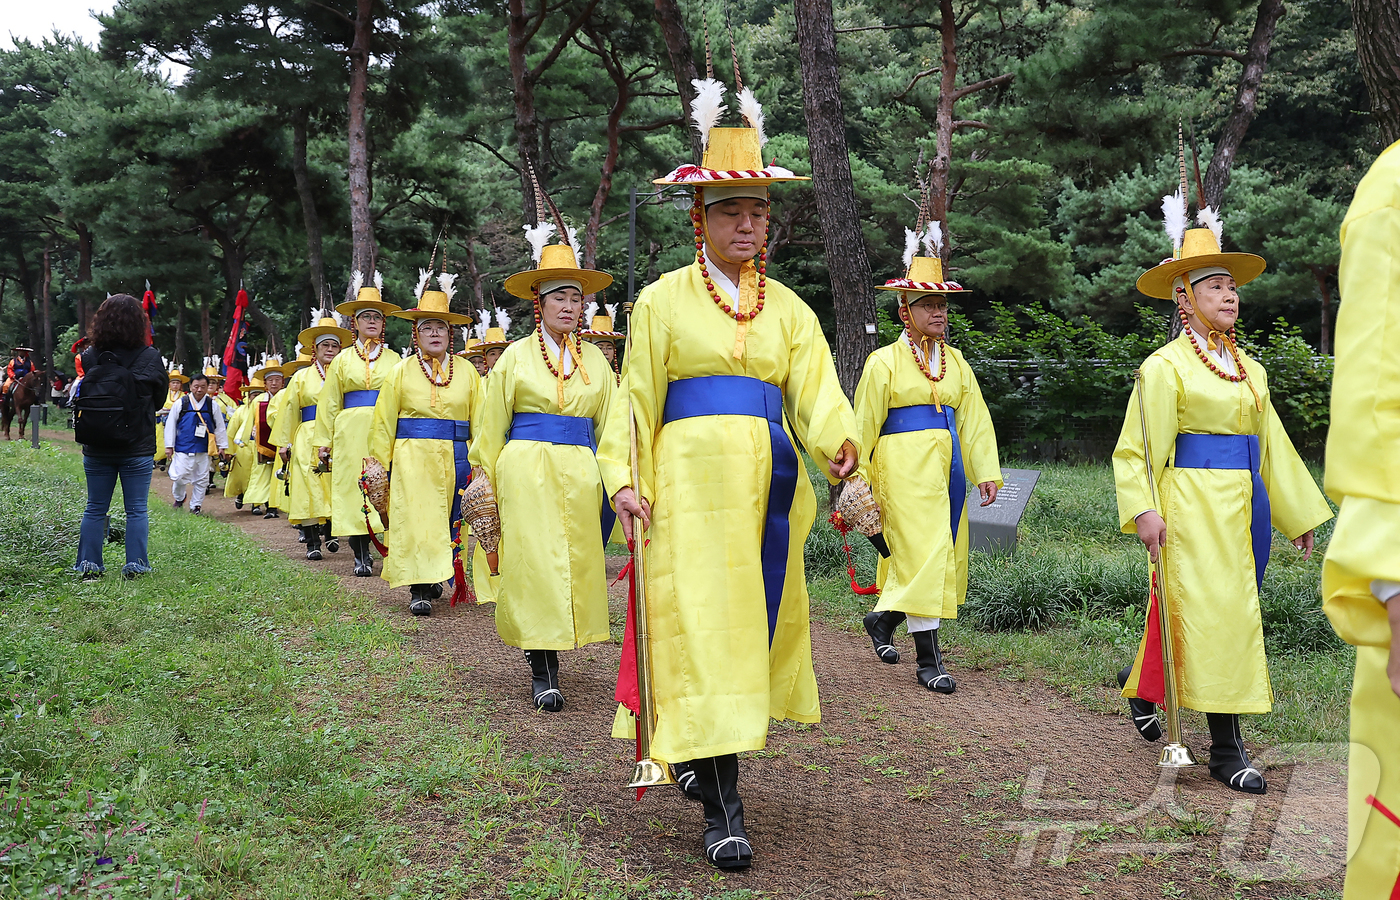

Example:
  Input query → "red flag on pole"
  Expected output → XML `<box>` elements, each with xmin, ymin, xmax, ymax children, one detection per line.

<box><xmin>221</xmin><ymin>287</ymin><xmax>250</xmax><ymax>400</ymax></box>
<box><xmin>141</xmin><ymin>285</ymin><xmax>158</xmax><ymax>346</ymax></box>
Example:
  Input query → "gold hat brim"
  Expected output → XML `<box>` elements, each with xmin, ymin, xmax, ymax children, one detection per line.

<box><xmin>1135</xmin><ymin>252</ymin><xmax>1266</xmax><ymax>300</ymax></box>
<box><xmin>296</xmin><ymin>324</ymin><xmax>353</xmax><ymax>348</ymax></box>
<box><xmin>252</xmin><ymin>366</ymin><xmax>285</xmax><ymax>381</ymax></box>
<box><xmin>283</xmin><ymin>359</ymin><xmax>312</xmax><ymax>375</ymax></box>
<box><xmin>651</xmin><ymin>170</ymin><xmax>811</xmax><ymax>187</ymax></box>
<box><xmin>503</xmin><ymin>267</ymin><xmax>613</xmax><ymax>301</ymax></box>
<box><xmin>168</xmin><ymin>372</ymin><xmax>190</xmax><ymax>383</ymax></box>
<box><xmin>336</xmin><ymin>299</ymin><xmax>403</xmax><ymax>318</ymax></box>
<box><xmin>471</xmin><ymin>339</ymin><xmax>513</xmax><ymax>352</ymax></box>
<box><xmin>579</xmin><ymin>329</ymin><xmax>625</xmax><ymax>341</ymax></box>
<box><xmin>391</xmin><ymin>308</ymin><xmax>473</xmax><ymax>326</ymax></box>
<box><xmin>873</xmin><ymin>284</ymin><xmax>971</xmax><ymax>295</ymax></box>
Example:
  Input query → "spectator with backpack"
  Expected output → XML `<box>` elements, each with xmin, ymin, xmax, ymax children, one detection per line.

<box><xmin>164</xmin><ymin>371</ymin><xmax>228</xmax><ymax>514</ymax></box>
<box><xmin>71</xmin><ymin>294</ymin><xmax>168</xmax><ymax>580</ymax></box>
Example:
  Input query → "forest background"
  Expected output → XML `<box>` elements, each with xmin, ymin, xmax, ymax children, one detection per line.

<box><xmin>0</xmin><ymin>0</ymin><xmax>1393</xmax><ymax>458</ymax></box>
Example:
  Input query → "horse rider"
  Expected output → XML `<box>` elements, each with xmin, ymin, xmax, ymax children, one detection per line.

<box><xmin>3</xmin><ymin>347</ymin><xmax>36</xmax><ymax>399</ymax></box>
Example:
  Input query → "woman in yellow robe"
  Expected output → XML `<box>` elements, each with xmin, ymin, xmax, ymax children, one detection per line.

<box><xmin>1321</xmin><ymin>138</ymin><xmax>1400</xmax><ymax>900</ymax></box>
<box><xmin>1114</xmin><ymin>209</ymin><xmax>1331</xmax><ymax>794</ymax></box>
<box><xmin>314</xmin><ymin>277</ymin><xmax>402</xmax><ymax>577</ymax></box>
<box><xmin>265</xmin><ymin>363</ymin><xmax>302</xmax><ymax>517</ymax></box>
<box><xmin>223</xmin><ymin>380</ymin><xmax>260</xmax><ymax>503</ymax></box>
<box><xmin>272</xmin><ymin>319</ymin><xmax>348</xmax><ymax>559</ymax></box>
<box><xmin>470</xmin><ymin>240</ymin><xmax>615</xmax><ymax>712</ymax></box>
<box><xmin>153</xmin><ymin>369</ymin><xmax>186</xmax><ymax>467</ymax></box>
<box><xmin>368</xmin><ymin>279</ymin><xmax>479</xmax><ymax>616</ymax></box>
<box><xmin>854</xmin><ymin>250</ymin><xmax>1002</xmax><ymax>692</ymax></box>
<box><xmin>597</xmin><ymin>96</ymin><xmax>859</xmax><ymax>870</ymax></box>
<box><xmin>245</xmin><ymin>364</ymin><xmax>285</xmax><ymax>515</ymax></box>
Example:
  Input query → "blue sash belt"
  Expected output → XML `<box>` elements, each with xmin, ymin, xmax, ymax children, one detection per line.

<box><xmin>507</xmin><ymin>412</ymin><xmax>615</xmax><ymax>543</ymax></box>
<box><xmin>663</xmin><ymin>374</ymin><xmax>797</xmax><ymax>646</ymax></box>
<box><xmin>300</xmin><ymin>404</ymin><xmax>317</xmax><ymax>423</ymax></box>
<box><xmin>396</xmin><ymin>417</ymin><xmax>473</xmax><ymax>522</ymax></box>
<box><xmin>880</xmin><ymin>405</ymin><xmax>966</xmax><ymax>541</ymax></box>
<box><xmin>343</xmin><ymin>390</ymin><xmax>378</xmax><ymax>408</ymax></box>
<box><xmin>1173</xmin><ymin>433</ymin><xmax>1271</xmax><ymax>591</ymax></box>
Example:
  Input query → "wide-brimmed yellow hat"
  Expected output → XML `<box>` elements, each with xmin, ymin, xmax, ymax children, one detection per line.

<box><xmin>394</xmin><ymin>289</ymin><xmax>472</xmax><ymax>326</ymax></box>
<box><xmin>461</xmin><ymin>337</ymin><xmax>484</xmax><ymax>359</ymax></box>
<box><xmin>297</xmin><ymin>315</ymin><xmax>352</xmax><ymax>350</ymax></box>
<box><xmin>241</xmin><ymin>377</ymin><xmax>266</xmax><ymax>396</ymax></box>
<box><xmin>473</xmin><ymin>327</ymin><xmax>512</xmax><ymax>352</ymax></box>
<box><xmin>283</xmin><ymin>353</ymin><xmax>313</xmax><ymax>377</ymax></box>
<box><xmin>336</xmin><ymin>271</ymin><xmax>400</xmax><ymax>318</ymax></box>
<box><xmin>505</xmin><ymin>243</ymin><xmax>612</xmax><ymax>300</ymax></box>
<box><xmin>578</xmin><ymin>301</ymin><xmax>625</xmax><ymax>341</ymax></box>
<box><xmin>652</xmin><ymin>79</ymin><xmax>810</xmax><ymax>188</ymax></box>
<box><xmin>1136</xmin><ymin>227</ymin><xmax>1266</xmax><ymax>300</ymax></box>
<box><xmin>876</xmin><ymin>256</ymin><xmax>969</xmax><ymax>296</ymax></box>
<box><xmin>167</xmin><ymin>367</ymin><xmax>189</xmax><ymax>384</ymax></box>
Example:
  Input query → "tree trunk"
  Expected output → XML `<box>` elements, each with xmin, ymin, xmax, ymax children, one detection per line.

<box><xmin>1311</xmin><ymin>263</ymin><xmax>1335</xmax><ymax>355</ymax></box>
<box><xmin>200</xmin><ymin>295</ymin><xmax>213</xmax><ymax>359</ymax></box>
<box><xmin>653</xmin><ymin>0</ymin><xmax>703</xmax><ymax>162</ymax></box>
<box><xmin>1202</xmin><ymin>0</ymin><xmax>1286</xmax><ymax>209</ymax></box>
<box><xmin>41</xmin><ymin>241</ymin><xmax>53</xmax><ymax>402</ymax></box>
<box><xmin>582</xmin><ymin>30</ymin><xmax>630</xmax><ymax>271</ymax></box>
<box><xmin>1352</xmin><ymin>0</ymin><xmax>1400</xmax><ymax>145</ymax></box>
<box><xmin>794</xmin><ymin>0</ymin><xmax>880</xmax><ymax>396</ymax></box>
<box><xmin>291</xmin><ymin>108</ymin><xmax>328</xmax><ymax>310</ymax></box>
<box><xmin>346</xmin><ymin>0</ymin><xmax>375</xmax><ymax>299</ymax></box>
<box><xmin>462</xmin><ymin>238</ymin><xmax>487</xmax><ymax>315</ymax></box>
<box><xmin>16</xmin><ymin>251</ymin><xmax>39</xmax><ymax>352</ymax></box>
<box><xmin>174</xmin><ymin>294</ymin><xmax>187</xmax><ymax>368</ymax></box>
<box><xmin>75</xmin><ymin>221</ymin><xmax>94</xmax><ymax>334</ymax></box>
<box><xmin>507</xmin><ymin>0</ymin><xmax>542</xmax><ymax>224</ymax></box>
<box><xmin>930</xmin><ymin>0</ymin><xmax>958</xmax><ymax>270</ymax></box>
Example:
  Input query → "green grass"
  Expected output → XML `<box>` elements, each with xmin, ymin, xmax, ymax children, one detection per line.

<box><xmin>0</xmin><ymin>442</ymin><xmax>742</xmax><ymax>899</ymax></box>
<box><xmin>806</xmin><ymin>457</ymin><xmax>1353</xmax><ymax>746</ymax></box>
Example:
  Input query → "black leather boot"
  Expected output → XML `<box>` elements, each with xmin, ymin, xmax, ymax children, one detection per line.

<box><xmin>350</xmin><ymin>536</ymin><xmax>373</xmax><ymax>576</ymax></box>
<box><xmin>671</xmin><ymin>760</ymin><xmax>702</xmax><ymax>801</ymax></box>
<box><xmin>235</xmin><ymin>495</ymin><xmax>244</xmax><ymax>509</ymax></box>
<box><xmin>913</xmin><ymin>628</ymin><xmax>956</xmax><ymax>693</ymax></box>
<box><xmin>1117</xmin><ymin>664</ymin><xmax>1163</xmax><ymax>741</ymax></box>
<box><xmin>524</xmin><ymin>650</ymin><xmax>564</xmax><ymax>711</ymax></box>
<box><xmin>303</xmin><ymin>526</ymin><xmax>322</xmax><ymax>561</ymax></box>
<box><xmin>409</xmin><ymin>584</ymin><xmax>432</xmax><ymax>616</ymax></box>
<box><xmin>692</xmin><ymin>754</ymin><xmax>752</xmax><ymax>870</ymax></box>
<box><xmin>1207</xmin><ymin>713</ymin><xmax>1266</xmax><ymax>794</ymax></box>
<box><xmin>324</xmin><ymin>521</ymin><xmax>338</xmax><ymax>553</ymax></box>
<box><xmin>426</xmin><ymin>582</ymin><xmax>443</xmax><ymax>600</ymax></box>
<box><xmin>862</xmin><ymin>610</ymin><xmax>907</xmax><ymax>664</ymax></box>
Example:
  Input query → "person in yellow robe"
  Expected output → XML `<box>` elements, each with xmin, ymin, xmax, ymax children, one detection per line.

<box><xmin>1114</xmin><ymin>201</ymin><xmax>1332</xmax><ymax>794</ymax></box>
<box><xmin>314</xmin><ymin>274</ymin><xmax>402</xmax><ymax>577</ymax></box>
<box><xmin>854</xmin><ymin>244</ymin><xmax>1002</xmax><ymax>692</ymax></box>
<box><xmin>369</xmin><ymin>276</ymin><xmax>480</xmax><ymax>616</ymax></box>
<box><xmin>153</xmin><ymin>367</ymin><xmax>187</xmax><ymax>469</ymax></box>
<box><xmin>273</xmin><ymin>317</ymin><xmax>349</xmax><ymax>560</ymax></box>
<box><xmin>1321</xmin><ymin>139</ymin><xmax>1400</xmax><ymax>900</ymax></box>
<box><xmin>223</xmin><ymin>376</ymin><xmax>262</xmax><ymax>504</ymax></box>
<box><xmin>470</xmin><ymin>237</ymin><xmax>616</xmax><ymax>712</ymax></box>
<box><xmin>464</xmin><ymin>313</ymin><xmax>515</xmax><ymax>603</ymax></box>
<box><xmin>597</xmin><ymin>85</ymin><xmax>859</xmax><ymax>870</ymax></box>
<box><xmin>245</xmin><ymin>361</ymin><xmax>285</xmax><ymax>516</ymax></box>
<box><xmin>265</xmin><ymin>359</ymin><xmax>304</xmax><ymax>518</ymax></box>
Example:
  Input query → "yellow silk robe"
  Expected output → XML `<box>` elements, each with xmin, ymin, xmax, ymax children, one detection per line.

<box><xmin>312</xmin><ymin>342</ymin><xmax>401</xmax><ymax>536</ymax></box>
<box><xmin>1321</xmin><ymin>138</ymin><xmax>1400</xmax><ymax>900</ymax></box>
<box><xmin>369</xmin><ymin>355</ymin><xmax>480</xmax><ymax>589</ymax></box>
<box><xmin>244</xmin><ymin>392</ymin><xmax>278</xmax><ymax>507</ymax></box>
<box><xmin>855</xmin><ymin>337</ymin><xmax>1003</xmax><ymax>618</ymax></box>
<box><xmin>469</xmin><ymin>333</ymin><xmax>614</xmax><ymax>650</ymax></box>
<box><xmin>271</xmin><ymin>364</ymin><xmax>334</xmax><ymax>525</ymax></box>
<box><xmin>1113</xmin><ymin>333</ymin><xmax>1332</xmax><ymax>713</ymax></box>
<box><xmin>223</xmin><ymin>399</ymin><xmax>256</xmax><ymax>498</ymax></box>
<box><xmin>596</xmin><ymin>260</ymin><xmax>859</xmax><ymax>762</ymax></box>
<box><xmin>153</xmin><ymin>387</ymin><xmax>181</xmax><ymax>462</ymax></box>
<box><xmin>265</xmin><ymin>390</ymin><xmax>290</xmax><ymax>512</ymax></box>
<box><xmin>208</xmin><ymin>393</ymin><xmax>237</xmax><ymax>456</ymax></box>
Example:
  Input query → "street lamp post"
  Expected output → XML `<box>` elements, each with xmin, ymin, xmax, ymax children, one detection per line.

<box><xmin>625</xmin><ymin>186</ymin><xmax>691</xmax><ymax>321</ymax></box>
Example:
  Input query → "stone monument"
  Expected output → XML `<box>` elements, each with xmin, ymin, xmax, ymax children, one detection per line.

<box><xmin>967</xmin><ymin>468</ymin><xmax>1040</xmax><ymax>554</ymax></box>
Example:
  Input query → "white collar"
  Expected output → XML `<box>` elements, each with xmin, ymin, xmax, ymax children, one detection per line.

<box><xmin>902</xmin><ymin>330</ymin><xmax>941</xmax><ymax>367</ymax></box>
<box><xmin>541</xmin><ymin>328</ymin><xmax>573</xmax><ymax>375</ymax></box>
<box><xmin>1187</xmin><ymin>328</ymin><xmax>1238</xmax><ymax>376</ymax></box>
<box><xmin>702</xmin><ymin>246</ymin><xmax>740</xmax><ymax>303</ymax></box>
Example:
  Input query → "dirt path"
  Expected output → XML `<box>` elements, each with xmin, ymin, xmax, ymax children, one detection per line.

<box><xmin>185</xmin><ymin>473</ymin><xmax>1346</xmax><ymax>900</ymax></box>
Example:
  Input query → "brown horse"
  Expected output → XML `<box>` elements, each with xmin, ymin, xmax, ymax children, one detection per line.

<box><xmin>2</xmin><ymin>370</ymin><xmax>43</xmax><ymax>441</ymax></box>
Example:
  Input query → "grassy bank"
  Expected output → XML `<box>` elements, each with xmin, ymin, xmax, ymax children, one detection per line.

<box><xmin>0</xmin><ymin>442</ymin><xmax>744</xmax><ymax>899</ymax></box>
<box><xmin>805</xmin><ymin>459</ymin><xmax>1352</xmax><ymax>747</ymax></box>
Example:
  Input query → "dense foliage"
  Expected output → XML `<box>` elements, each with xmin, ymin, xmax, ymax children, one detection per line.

<box><xmin>0</xmin><ymin>0</ymin><xmax>1379</xmax><ymax>381</ymax></box>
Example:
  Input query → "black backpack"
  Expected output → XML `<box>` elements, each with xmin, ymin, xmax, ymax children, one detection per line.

<box><xmin>73</xmin><ymin>350</ymin><xmax>142</xmax><ymax>447</ymax></box>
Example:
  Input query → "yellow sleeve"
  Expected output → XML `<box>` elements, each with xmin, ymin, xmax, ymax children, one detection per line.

<box><xmin>783</xmin><ymin>302</ymin><xmax>860</xmax><ymax>484</ymax></box>
<box><xmin>466</xmin><ymin>351</ymin><xmax>513</xmax><ymax>488</ymax></box>
<box><xmin>955</xmin><ymin>354</ymin><xmax>1003</xmax><ymax>488</ymax></box>
<box><xmin>312</xmin><ymin>359</ymin><xmax>344</xmax><ymax>452</ymax></box>
<box><xmin>598</xmin><ymin>288</ymin><xmax>669</xmax><ymax>504</ymax></box>
<box><xmin>1112</xmin><ymin>354</ymin><xmax>1179</xmax><ymax>533</ymax></box>
<box><xmin>852</xmin><ymin>353</ymin><xmax>891</xmax><ymax>478</ymax></box>
<box><xmin>1258</xmin><ymin>387</ymin><xmax>1333</xmax><ymax>541</ymax></box>
<box><xmin>1323</xmin><ymin>498</ymin><xmax>1399</xmax><ymax>648</ymax></box>
<box><xmin>589</xmin><ymin>347</ymin><xmax>615</xmax><ymax>455</ymax></box>
<box><xmin>368</xmin><ymin>363</ymin><xmax>402</xmax><ymax>467</ymax></box>
<box><xmin>269</xmin><ymin>375</ymin><xmax>299</xmax><ymax>448</ymax></box>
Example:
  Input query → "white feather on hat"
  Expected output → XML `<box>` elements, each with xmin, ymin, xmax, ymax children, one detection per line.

<box><xmin>474</xmin><ymin>320</ymin><xmax>489</xmax><ymax>340</ymax></box>
<box><xmin>373</xmin><ymin>271</ymin><xmax>383</xmax><ymax>292</ymax></box>
<box><xmin>584</xmin><ymin>300</ymin><xmax>598</xmax><ymax>323</ymax></box>
<box><xmin>604</xmin><ymin>302</ymin><xmax>616</xmax><ymax>321</ymax></box>
<box><xmin>438</xmin><ymin>272</ymin><xmax>458</xmax><ymax>302</ymax></box>
<box><xmin>351</xmin><ymin>270</ymin><xmax>364</xmax><ymax>294</ymax></box>
<box><xmin>1196</xmin><ymin>206</ymin><xmax>1223</xmax><ymax>245</ymax></box>
<box><xmin>736</xmin><ymin>86</ymin><xmax>767</xmax><ymax>148</ymax></box>
<box><xmin>414</xmin><ymin>268</ymin><xmax>432</xmax><ymax>301</ymax></box>
<box><xmin>921</xmin><ymin>221</ymin><xmax>943</xmax><ymax>259</ymax></box>
<box><xmin>902</xmin><ymin>227</ymin><xmax>920</xmax><ymax>270</ymax></box>
<box><xmin>495</xmin><ymin>307</ymin><xmax>513</xmax><ymax>334</ymax></box>
<box><xmin>689</xmin><ymin>77</ymin><xmax>727</xmax><ymax>151</ymax></box>
<box><xmin>524</xmin><ymin>222</ymin><xmax>555</xmax><ymax>266</ymax></box>
<box><xmin>1161</xmin><ymin>189</ymin><xmax>1188</xmax><ymax>254</ymax></box>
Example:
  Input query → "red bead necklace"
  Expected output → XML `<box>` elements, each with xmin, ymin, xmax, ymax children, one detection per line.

<box><xmin>413</xmin><ymin>328</ymin><xmax>455</xmax><ymax>387</ymax></box>
<box><xmin>906</xmin><ymin>330</ymin><xmax>948</xmax><ymax>383</ymax></box>
<box><xmin>1180</xmin><ymin>310</ymin><xmax>1247</xmax><ymax>383</ymax></box>
<box><xmin>533</xmin><ymin>293</ymin><xmax>582</xmax><ymax>382</ymax></box>
<box><xmin>692</xmin><ymin>197</ymin><xmax>766</xmax><ymax>321</ymax></box>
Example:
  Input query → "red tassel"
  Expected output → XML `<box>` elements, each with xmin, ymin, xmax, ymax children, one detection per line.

<box><xmin>1137</xmin><ymin>571</ymin><xmax>1166</xmax><ymax>705</ymax></box>
<box><xmin>828</xmin><ymin>511</ymin><xmax>881</xmax><ymax>596</ymax></box>
<box><xmin>448</xmin><ymin>520</ymin><xmax>475</xmax><ymax>606</ymax></box>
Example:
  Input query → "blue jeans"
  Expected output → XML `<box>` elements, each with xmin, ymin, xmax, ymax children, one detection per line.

<box><xmin>76</xmin><ymin>454</ymin><xmax>154</xmax><ymax>576</ymax></box>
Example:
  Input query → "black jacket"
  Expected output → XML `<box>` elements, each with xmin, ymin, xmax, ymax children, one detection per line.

<box><xmin>79</xmin><ymin>344</ymin><xmax>167</xmax><ymax>458</ymax></box>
